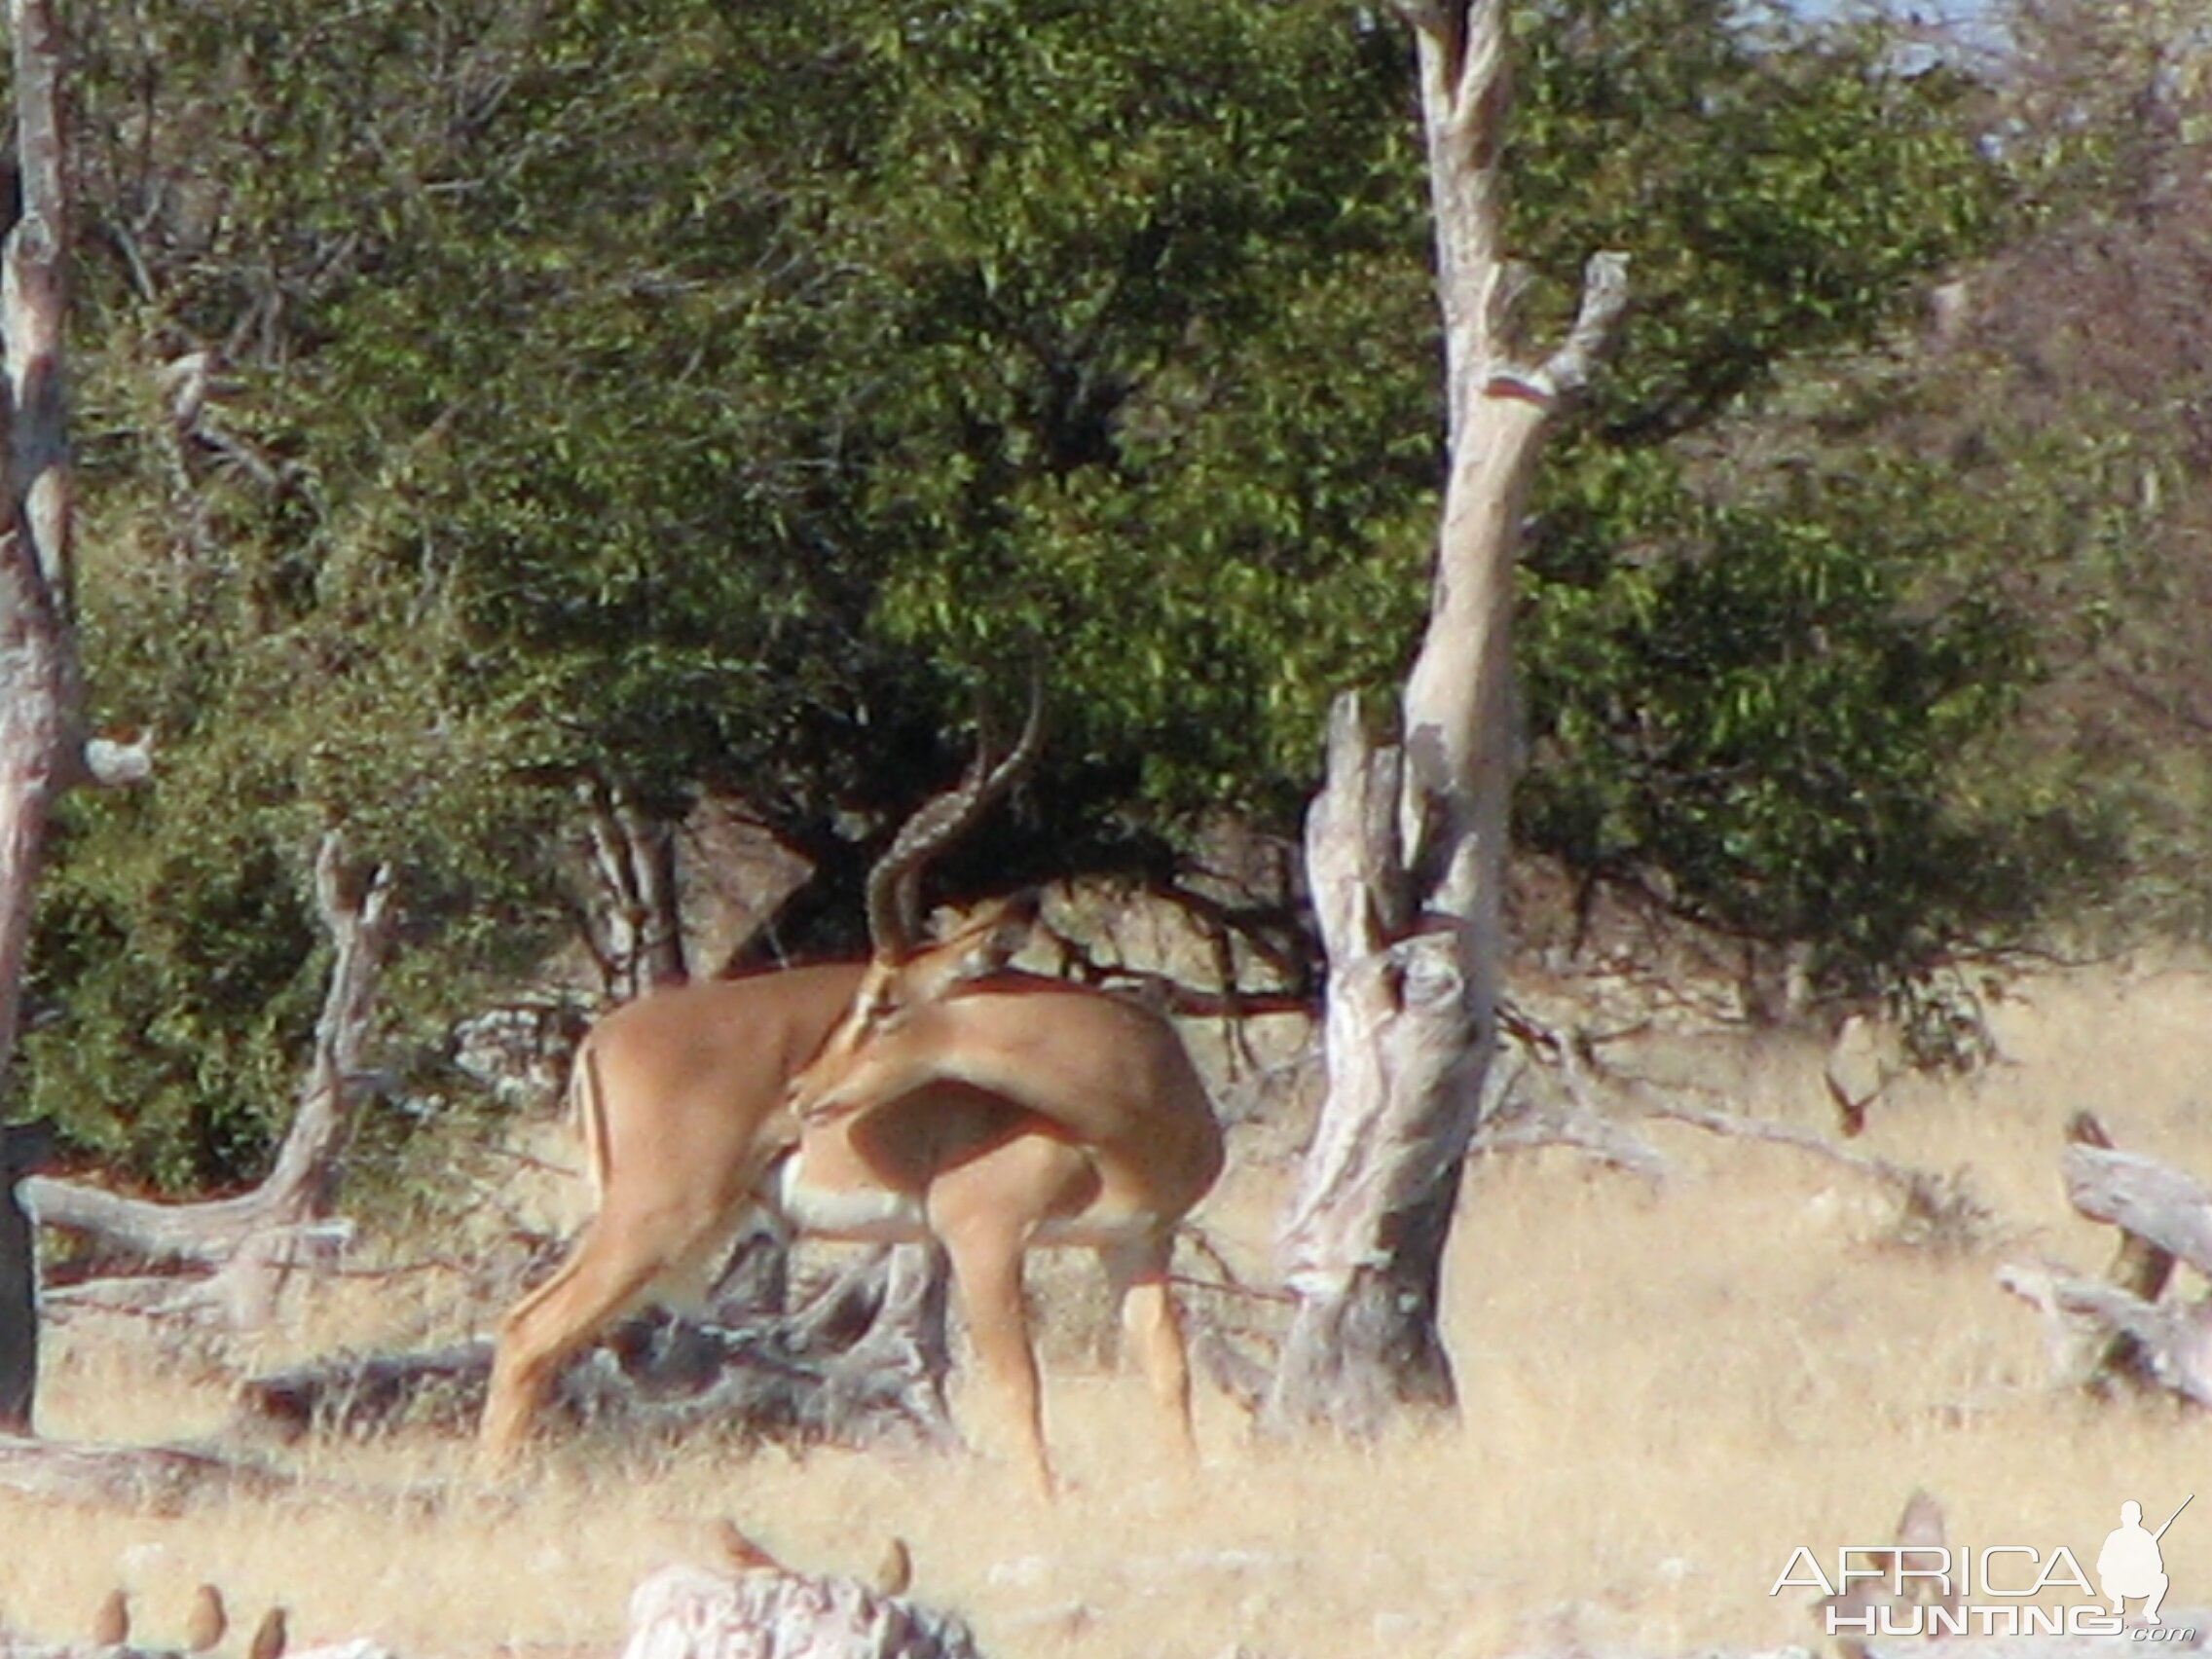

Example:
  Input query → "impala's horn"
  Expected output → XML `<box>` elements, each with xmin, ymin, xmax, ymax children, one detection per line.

<box><xmin>863</xmin><ymin>685</ymin><xmax>1045</xmax><ymax>960</ymax></box>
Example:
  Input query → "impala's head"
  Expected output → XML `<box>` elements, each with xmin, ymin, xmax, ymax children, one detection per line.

<box><xmin>789</xmin><ymin>894</ymin><xmax>1039</xmax><ymax>1124</ymax></box>
<box><xmin>793</xmin><ymin>691</ymin><xmax>1045</xmax><ymax>1125</ymax></box>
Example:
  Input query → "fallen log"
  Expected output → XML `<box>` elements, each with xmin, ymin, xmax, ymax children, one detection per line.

<box><xmin>1641</xmin><ymin>1098</ymin><xmax>1979</xmax><ymax>1232</ymax></box>
<box><xmin>19</xmin><ymin>833</ymin><xmax>394</xmax><ymax>1332</ymax></box>
<box><xmin>1473</xmin><ymin>1095</ymin><xmax>1671</xmax><ymax>1185</ymax></box>
<box><xmin>1997</xmin><ymin>1117</ymin><xmax>2212</xmax><ymax>1406</ymax></box>
<box><xmin>2062</xmin><ymin>1142</ymin><xmax>2212</xmax><ymax>1280</ymax></box>
<box><xmin>1493</xmin><ymin>1000</ymin><xmax>1969</xmax><ymax>1223</ymax></box>
<box><xmin>1995</xmin><ymin>1259</ymin><xmax>2212</xmax><ymax>1407</ymax></box>
<box><xmin>0</xmin><ymin>1432</ymin><xmax>292</xmax><ymax>1514</ymax></box>
<box><xmin>233</xmin><ymin>1342</ymin><xmax>494</xmax><ymax>1442</ymax></box>
<box><xmin>234</xmin><ymin>1247</ymin><xmax>959</xmax><ymax>1456</ymax></box>
<box><xmin>2060</xmin><ymin>1113</ymin><xmax>2179</xmax><ymax>1393</ymax></box>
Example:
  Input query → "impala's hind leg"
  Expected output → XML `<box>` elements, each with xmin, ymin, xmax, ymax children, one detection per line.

<box><xmin>1103</xmin><ymin>1234</ymin><xmax>1197</xmax><ymax>1471</ymax></box>
<box><xmin>479</xmin><ymin>1222</ymin><xmax>670</xmax><ymax>1471</ymax></box>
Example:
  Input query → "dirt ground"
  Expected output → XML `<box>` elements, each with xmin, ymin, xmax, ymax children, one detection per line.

<box><xmin>4</xmin><ymin>957</ymin><xmax>2210</xmax><ymax>1659</ymax></box>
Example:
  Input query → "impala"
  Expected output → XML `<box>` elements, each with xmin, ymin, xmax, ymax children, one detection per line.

<box><xmin>479</xmin><ymin>707</ymin><xmax>1225</xmax><ymax>1498</ymax></box>
<box><xmin>478</xmin><ymin>953</ymin><xmax>880</xmax><ymax>1466</ymax></box>
<box><xmin>786</xmin><ymin>893</ymin><xmax>1225</xmax><ymax>1495</ymax></box>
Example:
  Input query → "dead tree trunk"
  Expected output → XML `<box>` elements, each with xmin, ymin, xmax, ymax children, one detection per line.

<box><xmin>210</xmin><ymin>832</ymin><xmax>396</xmax><ymax>1327</ymax></box>
<box><xmin>1265</xmin><ymin>0</ymin><xmax>1627</xmax><ymax>1436</ymax></box>
<box><xmin>2059</xmin><ymin>1110</ymin><xmax>2178</xmax><ymax>1393</ymax></box>
<box><xmin>0</xmin><ymin>1117</ymin><xmax>55</xmax><ymax>1430</ymax></box>
<box><xmin>1998</xmin><ymin>1114</ymin><xmax>2212</xmax><ymax>1409</ymax></box>
<box><xmin>0</xmin><ymin>0</ymin><xmax>78</xmax><ymax>1088</ymax></box>
<box><xmin>23</xmin><ymin>831</ymin><xmax>394</xmax><ymax>1328</ymax></box>
<box><xmin>581</xmin><ymin>778</ymin><xmax>688</xmax><ymax>1000</ymax></box>
<box><xmin>0</xmin><ymin>0</ymin><xmax>153</xmax><ymax>1118</ymax></box>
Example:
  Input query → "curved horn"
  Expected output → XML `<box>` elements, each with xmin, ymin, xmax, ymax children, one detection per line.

<box><xmin>864</xmin><ymin>686</ymin><xmax>1045</xmax><ymax>960</ymax></box>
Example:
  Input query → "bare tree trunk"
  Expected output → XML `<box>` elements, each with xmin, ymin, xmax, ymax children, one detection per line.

<box><xmin>0</xmin><ymin>1118</ymin><xmax>55</xmax><ymax>1431</ymax></box>
<box><xmin>0</xmin><ymin>0</ymin><xmax>77</xmax><ymax>1088</ymax></box>
<box><xmin>0</xmin><ymin>5</ymin><xmax>138</xmax><ymax>1432</ymax></box>
<box><xmin>0</xmin><ymin>0</ymin><xmax>153</xmax><ymax>1082</ymax></box>
<box><xmin>23</xmin><ymin>831</ymin><xmax>395</xmax><ymax>1328</ymax></box>
<box><xmin>211</xmin><ymin>831</ymin><xmax>396</xmax><ymax>1328</ymax></box>
<box><xmin>0</xmin><ymin>575</ymin><xmax>67</xmax><ymax>1088</ymax></box>
<box><xmin>581</xmin><ymin>779</ymin><xmax>688</xmax><ymax>999</ymax></box>
<box><xmin>1265</xmin><ymin>0</ymin><xmax>1627</xmax><ymax>1436</ymax></box>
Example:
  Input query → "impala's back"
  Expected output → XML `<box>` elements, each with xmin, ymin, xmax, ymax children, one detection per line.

<box><xmin>570</xmin><ymin>962</ymin><xmax>868</xmax><ymax>1302</ymax></box>
<box><xmin>789</xmin><ymin>967</ymin><xmax>1226</xmax><ymax>1235</ymax></box>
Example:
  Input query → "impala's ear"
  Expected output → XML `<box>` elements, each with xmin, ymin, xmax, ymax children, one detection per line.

<box><xmin>948</xmin><ymin>890</ymin><xmax>1041</xmax><ymax>983</ymax></box>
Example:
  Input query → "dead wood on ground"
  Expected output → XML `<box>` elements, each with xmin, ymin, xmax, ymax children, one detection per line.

<box><xmin>233</xmin><ymin>1245</ymin><xmax>959</xmax><ymax>1458</ymax></box>
<box><xmin>621</xmin><ymin>1562</ymin><xmax>985</xmax><ymax>1659</ymax></box>
<box><xmin>21</xmin><ymin>832</ymin><xmax>393</xmax><ymax>1332</ymax></box>
<box><xmin>1998</xmin><ymin>1111</ymin><xmax>2212</xmax><ymax>1405</ymax></box>
<box><xmin>0</xmin><ymin>1432</ymin><xmax>291</xmax><ymax>1513</ymax></box>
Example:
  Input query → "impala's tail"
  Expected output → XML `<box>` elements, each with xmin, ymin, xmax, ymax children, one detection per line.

<box><xmin>569</xmin><ymin>1041</ymin><xmax>613</xmax><ymax>1207</ymax></box>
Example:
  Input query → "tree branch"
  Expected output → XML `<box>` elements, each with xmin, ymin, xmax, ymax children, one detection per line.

<box><xmin>1485</xmin><ymin>251</ymin><xmax>1633</xmax><ymax>405</ymax></box>
<box><xmin>24</xmin><ymin>832</ymin><xmax>395</xmax><ymax>1327</ymax></box>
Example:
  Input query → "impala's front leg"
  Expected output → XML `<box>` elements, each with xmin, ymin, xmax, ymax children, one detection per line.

<box><xmin>929</xmin><ymin>1148</ymin><xmax>1060</xmax><ymax>1499</ymax></box>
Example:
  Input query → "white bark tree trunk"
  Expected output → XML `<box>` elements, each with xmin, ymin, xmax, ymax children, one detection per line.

<box><xmin>1265</xmin><ymin>0</ymin><xmax>1627</xmax><ymax>1435</ymax></box>
<box><xmin>0</xmin><ymin>0</ymin><xmax>141</xmax><ymax>1429</ymax></box>
<box><xmin>0</xmin><ymin>0</ymin><xmax>77</xmax><ymax>1084</ymax></box>
<box><xmin>581</xmin><ymin>779</ymin><xmax>689</xmax><ymax>999</ymax></box>
<box><xmin>0</xmin><ymin>0</ymin><xmax>152</xmax><ymax>1078</ymax></box>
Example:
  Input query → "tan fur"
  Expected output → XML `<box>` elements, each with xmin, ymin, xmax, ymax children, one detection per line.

<box><xmin>478</xmin><ymin>953</ymin><xmax>1224</xmax><ymax>1499</ymax></box>
<box><xmin>787</xmin><ymin>948</ymin><xmax>1225</xmax><ymax>1496</ymax></box>
<box><xmin>480</xmin><ymin>963</ymin><xmax>869</xmax><ymax>1467</ymax></box>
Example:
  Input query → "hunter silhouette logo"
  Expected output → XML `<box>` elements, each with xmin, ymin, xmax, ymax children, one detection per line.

<box><xmin>1773</xmin><ymin>1493</ymin><xmax>2196</xmax><ymax>1641</ymax></box>
<box><xmin>2100</xmin><ymin>1496</ymin><xmax>2188</xmax><ymax>1626</ymax></box>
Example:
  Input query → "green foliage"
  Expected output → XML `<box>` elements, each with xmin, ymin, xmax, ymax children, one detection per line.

<box><xmin>1516</xmin><ymin>0</ymin><xmax>2007</xmax><ymax>443</ymax></box>
<box><xmin>29</xmin><ymin>0</ymin><xmax>2094</xmax><ymax>1185</ymax></box>
<box><xmin>1521</xmin><ymin>445</ymin><xmax>2065</xmax><ymax>992</ymax></box>
<box><xmin>1914</xmin><ymin>0</ymin><xmax>2212</xmax><ymax>942</ymax></box>
<box><xmin>1504</xmin><ymin>0</ymin><xmax>2052</xmax><ymax>995</ymax></box>
<box><xmin>24</xmin><ymin>799</ymin><xmax>320</xmax><ymax>1186</ymax></box>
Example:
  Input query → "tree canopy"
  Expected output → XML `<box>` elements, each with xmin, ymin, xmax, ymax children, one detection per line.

<box><xmin>22</xmin><ymin>0</ymin><xmax>2133</xmax><ymax>1184</ymax></box>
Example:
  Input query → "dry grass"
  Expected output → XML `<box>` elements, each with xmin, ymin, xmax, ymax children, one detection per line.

<box><xmin>5</xmin><ymin>960</ymin><xmax>2211</xmax><ymax>1658</ymax></box>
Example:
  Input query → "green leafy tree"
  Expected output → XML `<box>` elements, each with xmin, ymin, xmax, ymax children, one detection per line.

<box><xmin>32</xmin><ymin>0</ymin><xmax>2075</xmax><ymax>1187</ymax></box>
<box><xmin>1498</xmin><ymin>1</ymin><xmax>2059</xmax><ymax>1003</ymax></box>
